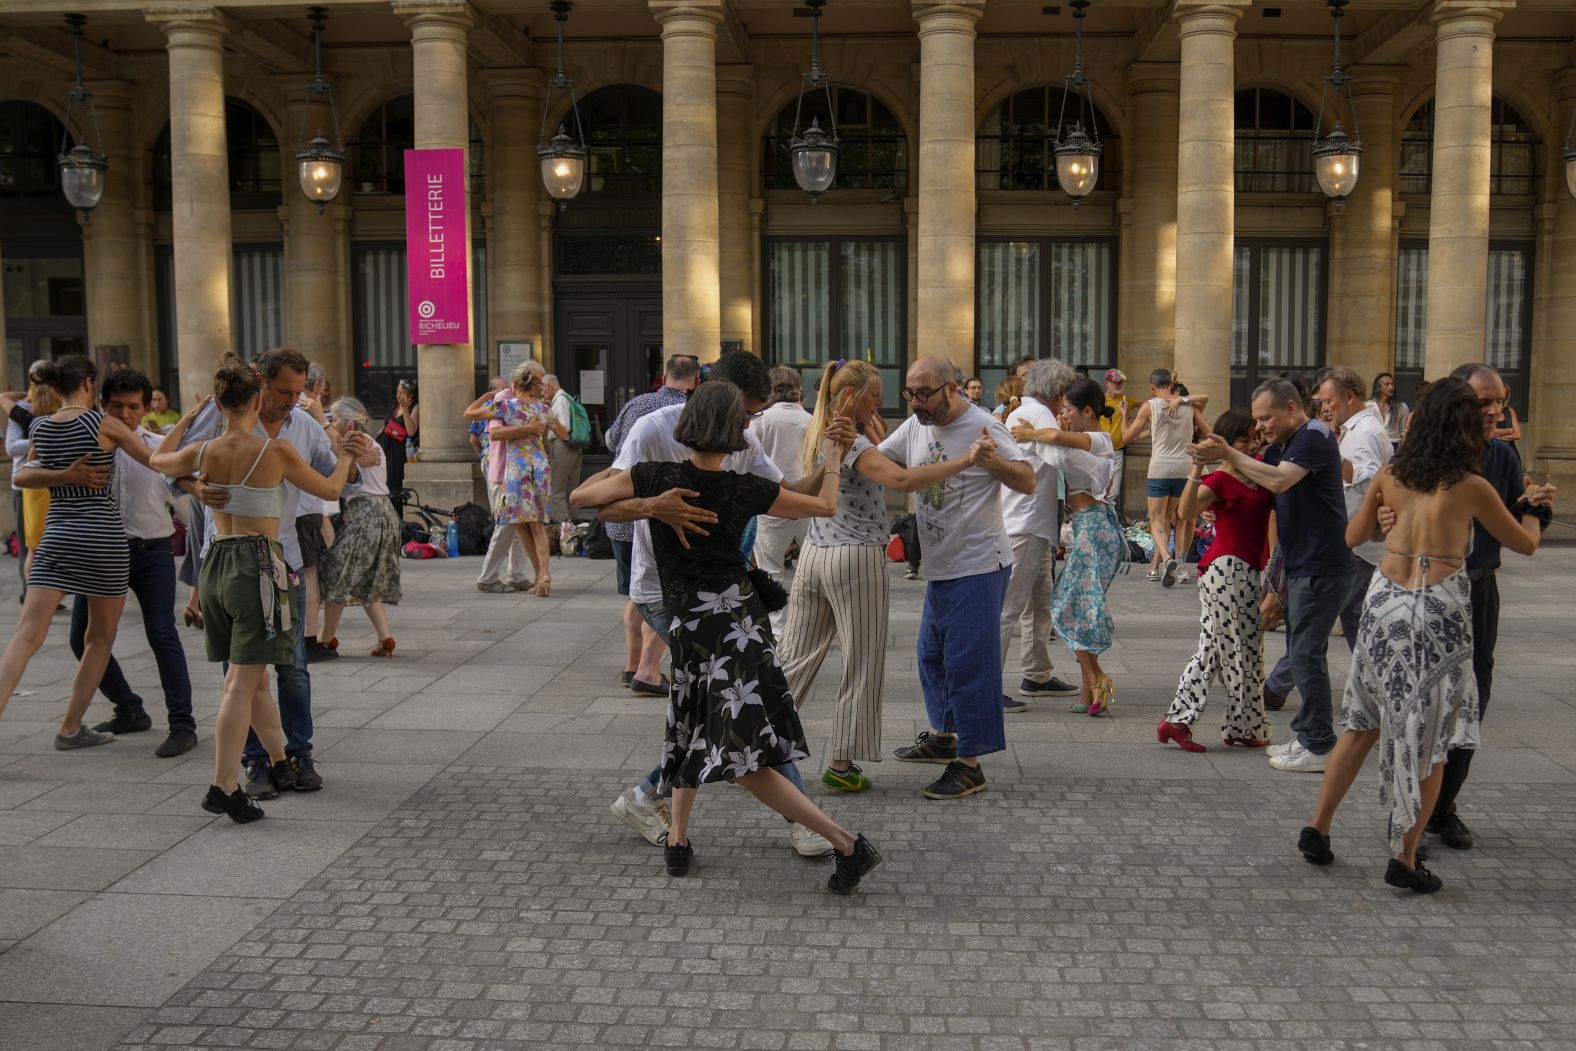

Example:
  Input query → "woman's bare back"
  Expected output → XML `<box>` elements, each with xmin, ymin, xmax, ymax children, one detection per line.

<box><xmin>1374</xmin><ymin>472</ymin><xmax>1480</xmax><ymax>587</ymax></box>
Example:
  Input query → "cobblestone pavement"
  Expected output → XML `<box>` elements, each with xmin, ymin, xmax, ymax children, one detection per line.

<box><xmin>2</xmin><ymin>548</ymin><xmax>1575</xmax><ymax>1050</ymax></box>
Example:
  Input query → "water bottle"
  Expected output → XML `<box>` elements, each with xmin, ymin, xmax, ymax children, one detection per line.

<box><xmin>446</xmin><ymin>513</ymin><xmax>460</xmax><ymax>558</ymax></box>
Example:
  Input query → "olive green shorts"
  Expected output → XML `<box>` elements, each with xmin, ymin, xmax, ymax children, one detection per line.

<box><xmin>200</xmin><ymin>537</ymin><xmax>296</xmax><ymax>666</ymax></box>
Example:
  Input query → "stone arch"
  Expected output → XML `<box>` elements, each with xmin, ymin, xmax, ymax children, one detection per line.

<box><xmin>975</xmin><ymin>75</ymin><xmax>1128</xmax><ymax>144</ymax></box>
<box><xmin>1396</xmin><ymin>90</ymin><xmax>1543</xmax><ymax>198</ymax></box>
<box><xmin>756</xmin><ymin>81</ymin><xmax>911</xmax><ymax>193</ymax></box>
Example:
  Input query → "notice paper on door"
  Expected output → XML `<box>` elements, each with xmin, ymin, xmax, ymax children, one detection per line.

<box><xmin>579</xmin><ymin>370</ymin><xmax>605</xmax><ymax>405</ymax></box>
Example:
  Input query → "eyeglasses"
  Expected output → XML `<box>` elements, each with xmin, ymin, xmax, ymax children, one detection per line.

<box><xmin>900</xmin><ymin>385</ymin><xmax>943</xmax><ymax>403</ymax></box>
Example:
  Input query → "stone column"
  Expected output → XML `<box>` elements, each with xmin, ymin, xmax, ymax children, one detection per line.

<box><xmin>1172</xmin><ymin>0</ymin><xmax>1246</xmax><ymax>404</ymax></box>
<box><xmin>484</xmin><ymin>71</ymin><xmax>548</xmax><ymax>375</ymax></box>
<box><xmin>1329</xmin><ymin>70</ymin><xmax>1402</xmax><ymax>382</ymax></box>
<box><xmin>716</xmin><ymin>64</ymin><xmax>754</xmax><ymax>351</ymax></box>
<box><xmin>912</xmin><ymin>1</ymin><xmax>983</xmax><ymax>372</ymax></box>
<box><xmin>280</xmin><ymin>86</ymin><xmax>349</xmax><ymax>396</ymax></box>
<box><xmin>1122</xmin><ymin>64</ymin><xmax>1179</xmax><ymax>390</ymax></box>
<box><xmin>152</xmin><ymin>10</ymin><xmax>232</xmax><ymax>407</ymax></box>
<box><xmin>399</xmin><ymin>0</ymin><xmax>475</xmax><ymax>487</ymax></box>
<box><xmin>1532</xmin><ymin>68</ymin><xmax>1576</xmax><ymax>495</ymax></box>
<box><xmin>651</xmin><ymin>1</ymin><xmax>724</xmax><ymax>359</ymax></box>
<box><xmin>80</xmin><ymin>81</ymin><xmax>148</xmax><ymax>375</ymax></box>
<box><xmin>1423</xmin><ymin>1</ymin><xmax>1506</xmax><ymax>378</ymax></box>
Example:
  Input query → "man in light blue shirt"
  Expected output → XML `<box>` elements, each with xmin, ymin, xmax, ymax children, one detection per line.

<box><xmin>181</xmin><ymin>348</ymin><xmax>373</xmax><ymax>798</ymax></box>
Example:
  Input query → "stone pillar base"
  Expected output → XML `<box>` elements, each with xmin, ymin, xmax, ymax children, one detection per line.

<box><xmin>404</xmin><ymin>460</ymin><xmax>486</xmax><ymax>514</ymax></box>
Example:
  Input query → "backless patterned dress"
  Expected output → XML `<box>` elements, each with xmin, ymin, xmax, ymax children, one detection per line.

<box><xmin>26</xmin><ymin>409</ymin><xmax>129</xmax><ymax>597</ymax></box>
<box><xmin>1340</xmin><ymin>551</ymin><xmax>1479</xmax><ymax>853</ymax></box>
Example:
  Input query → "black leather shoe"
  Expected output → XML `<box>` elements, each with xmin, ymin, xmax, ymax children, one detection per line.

<box><xmin>1297</xmin><ymin>825</ymin><xmax>1334</xmax><ymax>865</ymax></box>
<box><xmin>201</xmin><ymin>785</ymin><xmax>265</xmax><ymax>824</ymax></box>
<box><xmin>827</xmin><ymin>834</ymin><xmax>884</xmax><ymax>896</ymax></box>
<box><xmin>93</xmin><ymin>711</ymin><xmax>153</xmax><ymax>735</ymax></box>
<box><xmin>1384</xmin><ymin>857</ymin><xmax>1443</xmax><ymax>894</ymax></box>
<box><xmin>1427</xmin><ymin>811</ymin><xmax>1474</xmax><ymax>850</ymax></box>
<box><xmin>154</xmin><ymin>730</ymin><xmax>198</xmax><ymax>758</ymax></box>
<box><xmin>665</xmin><ymin>841</ymin><xmax>693</xmax><ymax>876</ymax></box>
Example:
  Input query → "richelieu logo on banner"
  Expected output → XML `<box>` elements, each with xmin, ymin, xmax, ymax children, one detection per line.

<box><xmin>404</xmin><ymin>147</ymin><xmax>470</xmax><ymax>344</ymax></box>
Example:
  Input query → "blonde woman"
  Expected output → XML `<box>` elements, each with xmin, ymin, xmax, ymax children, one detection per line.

<box><xmin>316</xmin><ymin>398</ymin><xmax>403</xmax><ymax>658</ymax></box>
<box><xmin>1</xmin><ymin>380</ymin><xmax>64</xmax><ymax>580</ymax></box>
<box><xmin>776</xmin><ymin>359</ymin><xmax>974</xmax><ymax>792</ymax></box>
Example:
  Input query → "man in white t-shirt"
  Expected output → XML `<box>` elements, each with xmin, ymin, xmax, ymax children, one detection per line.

<box><xmin>999</xmin><ymin>359</ymin><xmax>1081</xmax><ymax>712</ymax></box>
<box><xmin>752</xmin><ymin>367</ymin><xmax>813</xmax><ymax>634</ymax></box>
<box><xmin>883</xmin><ymin>354</ymin><xmax>1036</xmax><ymax>801</ymax></box>
<box><xmin>575</xmin><ymin>351</ymin><xmax>853</xmax><ymax>858</ymax></box>
<box><xmin>542</xmin><ymin>374</ymin><xmax>582</xmax><ymax>525</ymax></box>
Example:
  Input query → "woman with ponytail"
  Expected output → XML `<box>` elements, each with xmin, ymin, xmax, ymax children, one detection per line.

<box><xmin>776</xmin><ymin>358</ymin><xmax>974</xmax><ymax>792</ymax></box>
<box><xmin>1008</xmin><ymin>378</ymin><xmax>1122</xmax><ymax>716</ymax></box>
<box><xmin>0</xmin><ymin>355</ymin><xmax>156</xmax><ymax>749</ymax></box>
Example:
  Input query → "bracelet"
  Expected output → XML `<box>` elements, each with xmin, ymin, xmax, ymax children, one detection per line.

<box><xmin>1512</xmin><ymin>497</ymin><xmax>1552</xmax><ymax>530</ymax></box>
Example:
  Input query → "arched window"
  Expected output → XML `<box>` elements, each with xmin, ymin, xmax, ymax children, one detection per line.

<box><xmin>349</xmin><ymin>95</ymin><xmax>485</xmax><ymax>195</ymax></box>
<box><xmin>1398</xmin><ymin>98</ymin><xmax>1538</xmax><ymax>197</ymax></box>
<box><xmin>1234</xmin><ymin>88</ymin><xmax>1319</xmax><ymax>193</ymax></box>
<box><xmin>153</xmin><ymin>98</ymin><xmax>282</xmax><ymax>209</ymax></box>
<box><xmin>576</xmin><ymin>85</ymin><xmax>662</xmax><ymax>198</ymax></box>
<box><xmin>762</xmin><ymin>86</ymin><xmax>907</xmax><ymax>192</ymax></box>
<box><xmin>0</xmin><ymin>101</ymin><xmax>67</xmax><ymax>197</ymax></box>
<box><xmin>976</xmin><ymin>86</ymin><xmax>1120</xmax><ymax>192</ymax></box>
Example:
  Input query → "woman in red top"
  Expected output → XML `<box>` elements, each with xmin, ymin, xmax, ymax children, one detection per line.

<box><xmin>1159</xmin><ymin>408</ymin><xmax>1276</xmax><ymax>752</ymax></box>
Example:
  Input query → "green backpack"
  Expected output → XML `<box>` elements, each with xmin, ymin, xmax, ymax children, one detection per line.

<box><xmin>564</xmin><ymin>394</ymin><xmax>593</xmax><ymax>450</ymax></box>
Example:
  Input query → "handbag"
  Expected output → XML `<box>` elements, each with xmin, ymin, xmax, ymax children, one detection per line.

<box><xmin>746</xmin><ymin>567</ymin><xmax>789</xmax><ymax>613</ymax></box>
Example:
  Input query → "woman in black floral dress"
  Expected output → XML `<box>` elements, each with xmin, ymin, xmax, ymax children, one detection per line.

<box><xmin>574</xmin><ymin>380</ymin><xmax>883</xmax><ymax>894</ymax></box>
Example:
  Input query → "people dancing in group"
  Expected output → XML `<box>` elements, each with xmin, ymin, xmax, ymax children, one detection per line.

<box><xmin>150</xmin><ymin>359</ymin><xmax>354</xmax><ymax>822</ymax></box>
<box><xmin>1295</xmin><ymin>378</ymin><xmax>1551</xmax><ymax>893</ymax></box>
<box><xmin>1158</xmin><ymin>408</ymin><xmax>1274</xmax><ymax>753</ymax></box>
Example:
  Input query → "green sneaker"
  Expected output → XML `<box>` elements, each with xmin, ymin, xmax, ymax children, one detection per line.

<box><xmin>821</xmin><ymin>764</ymin><xmax>871</xmax><ymax>792</ymax></box>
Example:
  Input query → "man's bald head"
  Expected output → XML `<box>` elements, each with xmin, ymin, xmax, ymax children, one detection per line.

<box><xmin>909</xmin><ymin>354</ymin><xmax>956</xmax><ymax>389</ymax></box>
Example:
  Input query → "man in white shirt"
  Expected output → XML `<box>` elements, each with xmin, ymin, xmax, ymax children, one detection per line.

<box><xmin>999</xmin><ymin>359</ymin><xmax>1081</xmax><ymax>712</ymax></box>
<box><xmin>884</xmin><ymin>354</ymin><xmax>1036</xmax><ymax>801</ymax></box>
<box><xmin>15</xmin><ymin>370</ymin><xmax>196</xmax><ymax>757</ymax></box>
<box><xmin>752</xmin><ymin>367</ymin><xmax>813</xmax><ymax>633</ymax></box>
<box><xmin>543</xmin><ymin>374</ymin><xmax>583</xmax><ymax>527</ymax></box>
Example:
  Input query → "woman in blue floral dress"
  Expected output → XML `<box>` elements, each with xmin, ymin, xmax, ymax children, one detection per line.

<box><xmin>464</xmin><ymin>366</ymin><xmax>565</xmax><ymax>596</ymax></box>
<box><xmin>572</xmin><ymin>380</ymin><xmax>884</xmax><ymax>895</ymax></box>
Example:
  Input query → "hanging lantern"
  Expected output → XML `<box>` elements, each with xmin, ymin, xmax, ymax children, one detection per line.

<box><xmin>1311</xmin><ymin>0</ymin><xmax>1363</xmax><ymax>204</ymax></box>
<box><xmin>537</xmin><ymin>1</ymin><xmax>588</xmax><ymax>205</ymax></box>
<box><xmin>57</xmin><ymin>14</ymin><xmax>108</xmax><ymax>219</ymax></box>
<box><xmin>1051</xmin><ymin>0</ymin><xmax>1102</xmax><ymax>206</ymax></box>
<box><xmin>295</xmin><ymin>7</ymin><xmax>345</xmax><ymax>213</ymax></box>
<box><xmin>787</xmin><ymin>0</ymin><xmax>839</xmax><ymax>202</ymax></box>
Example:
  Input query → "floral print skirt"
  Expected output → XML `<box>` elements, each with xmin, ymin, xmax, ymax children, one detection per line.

<box><xmin>658</xmin><ymin>578</ymin><xmax>810</xmax><ymax>793</ymax></box>
<box><xmin>320</xmin><ymin>496</ymin><xmax>403</xmax><ymax>606</ymax></box>
<box><xmin>1051</xmin><ymin>504</ymin><xmax>1123</xmax><ymax>655</ymax></box>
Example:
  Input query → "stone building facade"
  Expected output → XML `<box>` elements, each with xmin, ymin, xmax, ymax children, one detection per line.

<box><xmin>2</xmin><ymin>0</ymin><xmax>1574</xmax><ymax>516</ymax></box>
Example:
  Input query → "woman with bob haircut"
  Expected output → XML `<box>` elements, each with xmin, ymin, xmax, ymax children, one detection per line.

<box><xmin>573</xmin><ymin>379</ymin><xmax>885</xmax><ymax>896</ymax></box>
<box><xmin>1296</xmin><ymin>377</ymin><xmax>1551</xmax><ymax>893</ymax></box>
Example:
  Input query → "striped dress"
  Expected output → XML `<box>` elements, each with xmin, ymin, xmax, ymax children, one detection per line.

<box><xmin>26</xmin><ymin>409</ymin><xmax>129</xmax><ymax>597</ymax></box>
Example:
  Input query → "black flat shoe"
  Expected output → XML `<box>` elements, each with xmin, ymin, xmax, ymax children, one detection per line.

<box><xmin>201</xmin><ymin>785</ymin><xmax>265</xmax><ymax>824</ymax></box>
<box><xmin>665</xmin><ymin>841</ymin><xmax>693</xmax><ymax>877</ymax></box>
<box><xmin>827</xmin><ymin>834</ymin><xmax>884</xmax><ymax>895</ymax></box>
<box><xmin>1384</xmin><ymin>857</ymin><xmax>1443</xmax><ymax>894</ymax></box>
<box><xmin>1298</xmin><ymin>825</ymin><xmax>1334</xmax><ymax>865</ymax></box>
<box><xmin>1427</xmin><ymin>811</ymin><xmax>1474</xmax><ymax>850</ymax></box>
<box><xmin>154</xmin><ymin>730</ymin><xmax>198</xmax><ymax>758</ymax></box>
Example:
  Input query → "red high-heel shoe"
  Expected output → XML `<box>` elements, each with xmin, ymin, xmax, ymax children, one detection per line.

<box><xmin>368</xmin><ymin>637</ymin><xmax>396</xmax><ymax>658</ymax></box>
<box><xmin>1157</xmin><ymin>719</ymin><xmax>1207</xmax><ymax>753</ymax></box>
<box><xmin>1223</xmin><ymin>736</ymin><xmax>1271</xmax><ymax>748</ymax></box>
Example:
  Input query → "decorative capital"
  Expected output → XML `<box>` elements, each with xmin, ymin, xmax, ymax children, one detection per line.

<box><xmin>482</xmin><ymin>69</ymin><xmax>546</xmax><ymax>104</ymax></box>
<box><xmin>392</xmin><ymin>0</ymin><xmax>475</xmax><ymax>30</ymax></box>
<box><xmin>147</xmin><ymin>6</ymin><xmax>232</xmax><ymax>41</ymax></box>
<box><xmin>1348</xmin><ymin>66</ymin><xmax>1405</xmax><ymax>98</ymax></box>
<box><xmin>648</xmin><ymin>1</ymin><xmax>726</xmax><ymax>29</ymax></box>
<box><xmin>912</xmin><ymin>1</ymin><xmax>986</xmax><ymax>31</ymax></box>
<box><xmin>1428</xmin><ymin>1</ymin><xmax>1511</xmax><ymax>30</ymax></box>
<box><xmin>1174</xmin><ymin>0</ymin><xmax>1249</xmax><ymax>35</ymax></box>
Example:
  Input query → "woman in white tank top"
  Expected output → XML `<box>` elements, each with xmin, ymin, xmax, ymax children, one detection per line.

<box><xmin>1121</xmin><ymin>369</ymin><xmax>1210</xmax><ymax>586</ymax></box>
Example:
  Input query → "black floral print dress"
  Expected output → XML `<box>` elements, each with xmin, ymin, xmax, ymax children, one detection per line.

<box><xmin>631</xmin><ymin>461</ymin><xmax>811</xmax><ymax>792</ymax></box>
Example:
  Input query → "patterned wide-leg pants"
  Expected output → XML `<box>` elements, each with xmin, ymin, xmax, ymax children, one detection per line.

<box><xmin>1165</xmin><ymin>555</ymin><xmax>1272</xmax><ymax>742</ymax></box>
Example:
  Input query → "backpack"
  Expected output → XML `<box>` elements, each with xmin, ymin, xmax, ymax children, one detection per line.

<box><xmin>563</xmin><ymin>394</ymin><xmax>593</xmax><ymax>450</ymax></box>
<box><xmin>453</xmin><ymin>501</ymin><xmax>493</xmax><ymax>556</ymax></box>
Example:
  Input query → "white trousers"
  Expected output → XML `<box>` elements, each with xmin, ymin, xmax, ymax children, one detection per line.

<box><xmin>476</xmin><ymin>480</ymin><xmax>531</xmax><ymax>585</ymax></box>
<box><xmin>777</xmin><ymin>542</ymin><xmax>889</xmax><ymax>763</ymax></box>
<box><xmin>755</xmin><ymin>515</ymin><xmax>807</xmax><ymax>578</ymax></box>
<box><xmin>998</xmin><ymin>531</ymin><xmax>1057</xmax><ymax>682</ymax></box>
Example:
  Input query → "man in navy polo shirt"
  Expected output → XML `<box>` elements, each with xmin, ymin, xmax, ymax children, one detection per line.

<box><xmin>1190</xmin><ymin>378</ymin><xmax>1353</xmax><ymax>774</ymax></box>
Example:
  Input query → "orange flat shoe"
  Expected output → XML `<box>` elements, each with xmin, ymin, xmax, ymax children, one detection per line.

<box><xmin>368</xmin><ymin>637</ymin><xmax>396</xmax><ymax>658</ymax></box>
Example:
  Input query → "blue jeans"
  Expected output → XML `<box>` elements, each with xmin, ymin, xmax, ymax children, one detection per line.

<box><xmin>243</xmin><ymin>580</ymin><xmax>312</xmax><ymax>762</ymax></box>
<box><xmin>69</xmin><ymin>537</ymin><xmax>194</xmax><ymax>734</ymax></box>
<box><xmin>1285</xmin><ymin>573</ymin><xmax>1355</xmax><ymax>755</ymax></box>
<box><xmin>919</xmin><ymin>565</ymin><xmax>1012</xmax><ymax>759</ymax></box>
<box><xmin>1265</xmin><ymin>561</ymin><xmax>1373</xmax><ymax>697</ymax></box>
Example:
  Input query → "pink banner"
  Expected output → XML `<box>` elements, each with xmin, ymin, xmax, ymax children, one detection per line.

<box><xmin>404</xmin><ymin>147</ymin><xmax>470</xmax><ymax>344</ymax></box>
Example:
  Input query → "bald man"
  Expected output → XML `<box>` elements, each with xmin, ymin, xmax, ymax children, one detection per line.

<box><xmin>884</xmin><ymin>355</ymin><xmax>1036</xmax><ymax>800</ymax></box>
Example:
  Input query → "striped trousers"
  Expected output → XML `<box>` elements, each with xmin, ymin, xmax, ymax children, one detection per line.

<box><xmin>777</xmin><ymin>542</ymin><xmax>889</xmax><ymax>763</ymax></box>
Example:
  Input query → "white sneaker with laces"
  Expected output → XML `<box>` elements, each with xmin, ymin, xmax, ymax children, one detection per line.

<box><xmin>789</xmin><ymin>823</ymin><xmax>835</xmax><ymax>858</ymax></box>
<box><xmin>1269</xmin><ymin>741</ymin><xmax>1327</xmax><ymax>773</ymax></box>
<box><xmin>1267</xmin><ymin>740</ymin><xmax>1296</xmax><ymax>759</ymax></box>
<box><xmin>609</xmin><ymin>788</ymin><xmax>670</xmax><ymax>846</ymax></box>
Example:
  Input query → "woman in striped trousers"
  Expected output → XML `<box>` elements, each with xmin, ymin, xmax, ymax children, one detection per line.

<box><xmin>777</xmin><ymin>359</ymin><xmax>973</xmax><ymax>792</ymax></box>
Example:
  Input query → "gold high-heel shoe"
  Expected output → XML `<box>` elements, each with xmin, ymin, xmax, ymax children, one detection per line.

<box><xmin>1087</xmin><ymin>677</ymin><xmax>1115</xmax><ymax>717</ymax></box>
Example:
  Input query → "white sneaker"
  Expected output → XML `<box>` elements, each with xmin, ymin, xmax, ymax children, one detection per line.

<box><xmin>1161</xmin><ymin>558</ymin><xmax>1178</xmax><ymax>588</ymax></box>
<box><xmin>788</xmin><ymin>823</ymin><xmax>835</xmax><ymax>858</ymax></box>
<box><xmin>1267</xmin><ymin>741</ymin><xmax>1295</xmax><ymax>759</ymax></box>
<box><xmin>1268</xmin><ymin>741</ymin><xmax>1327</xmax><ymax>773</ymax></box>
<box><xmin>609</xmin><ymin>788</ymin><xmax>670</xmax><ymax>846</ymax></box>
<box><xmin>1174</xmin><ymin>568</ymin><xmax>1191</xmax><ymax>584</ymax></box>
